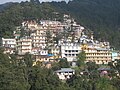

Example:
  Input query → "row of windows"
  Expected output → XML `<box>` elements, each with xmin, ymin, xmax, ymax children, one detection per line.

<box><xmin>65</xmin><ymin>54</ymin><xmax>78</xmax><ymax>56</ymax></box>
<box><xmin>4</xmin><ymin>45</ymin><xmax>15</xmax><ymax>47</ymax></box>
<box><xmin>63</xmin><ymin>47</ymin><xmax>79</xmax><ymax>49</ymax></box>
<box><xmin>58</xmin><ymin>72</ymin><xmax>73</xmax><ymax>74</ymax></box>
<box><xmin>65</xmin><ymin>50</ymin><xmax>78</xmax><ymax>52</ymax></box>
<box><xmin>39</xmin><ymin>58</ymin><xmax>48</xmax><ymax>60</ymax></box>
<box><xmin>86</xmin><ymin>57</ymin><xmax>111</xmax><ymax>59</ymax></box>
<box><xmin>86</xmin><ymin>53</ymin><xmax>111</xmax><ymax>55</ymax></box>
<box><xmin>87</xmin><ymin>60</ymin><xmax>109</xmax><ymax>63</ymax></box>
<box><xmin>33</xmin><ymin>40</ymin><xmax>45</xmax><ymax>42</ymax></box>
<box><xmin>33</xmin><ymin>37</ymin><xmax>45</xmax><ymax>39</ymax></box>
<box><xmin>4</xmin><ymin>41</ymin><xmax>15</xmax><ymax>43</ymax></box>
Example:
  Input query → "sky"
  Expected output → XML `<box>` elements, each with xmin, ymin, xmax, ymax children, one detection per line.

<box><xmin>0</xmin><ymin>0</ymin><xmax>69</xmax><ymax>4</ymax></box>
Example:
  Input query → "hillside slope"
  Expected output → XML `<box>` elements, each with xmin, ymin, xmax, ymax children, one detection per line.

<box><xmin>0</xmin><ymin>0</ymin><xmax>120</xmax><ymax>49</ymax></box>
<box><xmin>50</xmin><ymin>0</ymin><xmax>120</xmax><ymax>49</ymax></box>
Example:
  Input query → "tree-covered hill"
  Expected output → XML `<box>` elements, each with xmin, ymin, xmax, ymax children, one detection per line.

<box><xmin>0</xmin><ymin>0</ymin><xmax>120</xmax><ymax>49</ymax></box>
<box><xmin>50</xmin><ymin>0</ymin><xmax>120</xmax><ymax>49</ymax></box>
<box><xmin>0</xmin><ymin>2</ymin><xmax>13</xmax><ymax>11</ymax></box>
<box><xmin>0</xmin><ymin>1</ymin><xmax>64</xmax><ymax>38</ymax></box>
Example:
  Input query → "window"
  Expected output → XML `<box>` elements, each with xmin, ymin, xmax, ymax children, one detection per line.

<box><xmin>76</xmin><ymin>50</ymin><xmax>78</xmax><ymax>52</ymax></box>
<box><xmin>72</xmin><ymin>50</ymin><xmax>75</xmax><ymax>52</ymax></box>
<box><xmin>65</xmin><ymin>54</ymin><xmax>67</xmax><ymax>56</ymax></box>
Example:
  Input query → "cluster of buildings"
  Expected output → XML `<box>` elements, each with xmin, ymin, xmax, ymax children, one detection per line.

<box><xmin>1</xmin><ymin>14</ymin><xmax>120</xmax><ymax>80</ymax></box>
<box><xmin>1</xmin><ymin>14</ymin><xmax>120</xmax><ymax>66</ymax></box>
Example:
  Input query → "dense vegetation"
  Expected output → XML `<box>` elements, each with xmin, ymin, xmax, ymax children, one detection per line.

<box><xmin>0</xmin><ymin>47</ymin><xmax>120</xmax><ymax>90</ymax></box>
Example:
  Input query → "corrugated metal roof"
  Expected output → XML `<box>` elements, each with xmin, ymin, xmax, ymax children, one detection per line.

<box><xmin>96</xmin><ymin>48</ymin><xmax>109</xmax><ymax>51</ymax></box>
<box><xmin>55</xmin><ymin>68</ymin><xmax>75</xmax><ymax>72</ymax></box>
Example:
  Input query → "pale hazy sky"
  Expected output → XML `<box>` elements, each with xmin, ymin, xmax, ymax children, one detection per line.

<box><xmin>0</xmin><ymin>0</ymin><xmax>69</xmax><ymax>4</ymax></box>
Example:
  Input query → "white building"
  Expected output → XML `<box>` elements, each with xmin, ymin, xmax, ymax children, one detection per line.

<box><xmin>55</xmin><ymin>68</ymin><xmax>75</xmax><ymax>80</ymax></box>
<box><xmin>2</xmin><ymin>38</ymin><xmax>16</xmax><ymax>54</ymax></box>
<box><xmin>61</xmin><ymin>43</ymin><xmax>82</xmax><ymax>62</ymax></box>
<box><xmin>111</xmin><ymin>51</ymin><xmax>120</xmax><ymax>61</ymax></box>
<box><xmin>17</xmin><ymin>37</ymin><xmax>32</xmax><ymax>55</ymax></box>
<box><xmin>39</xmin><ymin>50</ymin><xmax>48</xmax><ymax>55</ymax></box>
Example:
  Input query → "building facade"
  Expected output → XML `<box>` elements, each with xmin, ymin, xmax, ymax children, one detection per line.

<box><xmin>61</xmin><ymin>43</ymin><xmax>82</xmax><ymax>62</ymax></box>
<box><xmin>17</xmin><ymin>37</ymin><xmax>32</xmax><ymax>55</ymax></box>
<box><xmin>55</xmin><ymin>68</ymin><xmax>75</xmax><ymax>80</ymax></box>
<box><xmin>2</xmin><ymin>38</ymin><xmax>16</xmax><ymax>54</ymax></box>
<box><xmin>85</xmin><ymin>47</ymin><xmax>112</xmax><ymax>64</ymax></box>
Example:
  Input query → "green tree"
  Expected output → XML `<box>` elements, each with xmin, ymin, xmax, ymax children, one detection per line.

<box><xmin>76</xmin><ymin>50</ymin><xmax>86</xmax><ymax>69</ymax></box>
<box><xmin>67</xmin><ymin>75</ymin><xmax>92</xmax><ymax>90</ymax></box>
<box><xmin>58</xmin><ymin>58</ymin><xmax>70</xmax><ymax>68</ymax></box>
<box><xmin>0</xmin><ymin>48</ymin><xmax>30</xmax><ymax>90</ymax></box>
<box><xmin>86</xmin><ymin>61</ymin><xmax>98</xmax><ymax>72</ymax></box>
<box><xmin>108</xmin><ymin>60</ymin><xmax>120</xmax><ymax>89</ymax></box>
<box><xmin>30</xmin><ymin>0</ymin><xmax>40</xmax><ymax>4</ymax></box>
<box><xmin>23</xmin><ymin>53</ymin><xmax>34</xmax><ymax>67</ymax></box>
<box><xmin>46</xmin><ymin>30</ymin><xmax>53</xmax><ymax>47</ymax></box>
<box><xmin>95</xmin><ymin>77</ymin><xmax>117</xmax><ymax>90</ymax></box>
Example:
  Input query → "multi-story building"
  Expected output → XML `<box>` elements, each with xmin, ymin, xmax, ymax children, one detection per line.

<box><xmin>23</xmin><ymin>20</ymin><xmax>64</xmax><ymax>49</ymax></box>
<box><xmin>31</xmin><ymin>48</ymin><xmax>48</xmax><ymax>55</ymax></box>
<box><xmin>84</xmin><ymin>47</ymin><xmax>112</xmax><ymax>64</ymax></box>
<box><xmin>2</xmin><ymin>38</ymin><xmax>16</xmax><ymax>54</ymax></box>
<box><xmin>61</xmin><ymin>43</ymin><xmax>82</xmax><ymax>62</ymax></box>
<box><xmin>17</xmin><ymin>37</ymin><xmax>32</xmax><ymax>55</ymax></box>
<box><xmin>30</xmin><ymin>25</ymin><xmax>47</xmax><ymax>49</ymax></box>
<box><xmin>34</xmin><ymin>54</ymin><xmax>55</xmax><ymax>65</ymax></box>
<box><xmin>51</xmin><ymin>45</ymin><xmax>60</xmax><ymax>58</ymax></box>
<box><xmin>40</xmin><ymin>20</ymin><xmax>63</xmax><ymax>34</ymax></box>
<box><xmin>22</xmin><ymin>20</ymin><xmax>38</xmax><ymax>30</ymax></box>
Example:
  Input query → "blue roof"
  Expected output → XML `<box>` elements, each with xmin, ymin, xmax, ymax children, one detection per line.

<box><xmin>47</xmin><ymin>54</ymin><xmax>54</xmax><ymax>56</ymax></box>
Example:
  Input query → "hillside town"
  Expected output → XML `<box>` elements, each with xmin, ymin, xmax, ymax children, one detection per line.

<box><xmin>1</xmin><ymin>14</ymin><xmax>120</xmax><ymax>80</ymax></box>
<box><xmin>1</xmin><ymin>0</ymin><xmax>120</xmax><ymax>89</ymax></box>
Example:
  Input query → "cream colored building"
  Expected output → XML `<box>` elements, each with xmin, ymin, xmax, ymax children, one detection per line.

<box><xmin>40</xmin><ymin>20</ymin><xmax>63</xmax><ymax>33</ymax></box>
<box><xmin>26</xmin><ymin>20</ymin><xmax>63</xmax><ymax>49</ymax></box>
<box><xmin>17</xmin><ymin>37</ymin><xmax>32</xmax><ymax>55</ymax></box>
<box><xmin>51</xmin><ymin>47</ymin><xmax>60</xmax><ymax>55</ymax></box>
<box><xmin>85</xmin><ymin>47</ymin><xmax>112</xmax><ymax>64</ymax></box>
<box><xmin>30</xmin><ymin>25</ymin><xmax>47</xmax><ymax>49</ymax></box>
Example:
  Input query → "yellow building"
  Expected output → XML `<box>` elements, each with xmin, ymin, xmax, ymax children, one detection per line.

<box><xmin>84</xmin><ymin>47</ymin><xmax>112</xmax><ymax>64</ymax></box>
